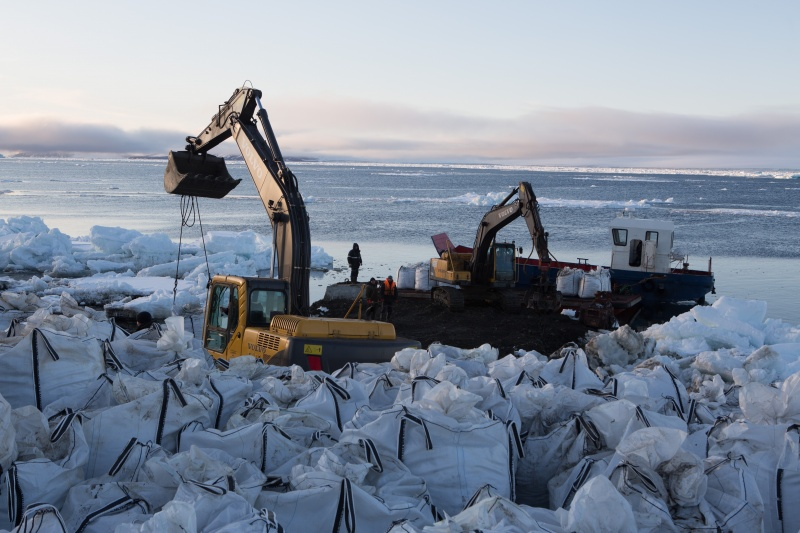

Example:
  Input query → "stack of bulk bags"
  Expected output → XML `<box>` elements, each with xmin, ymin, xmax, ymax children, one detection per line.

<box><xmin>578</xmin><ymin>268</ymin><xmax>611</xmax><ymax>299</ymax></box>
<box><xmin>396</xmin><ymin>265</ymin><xmax>417</xmax><ymax>290</ymax></box>
<box><xmin>556</xmin><ymin>268</ymin><xmax>584</xmax><ymax>297</ymax></box>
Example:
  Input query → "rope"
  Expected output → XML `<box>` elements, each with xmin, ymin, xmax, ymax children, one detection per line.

<box><xmin>173</xmin><ymin>196</ymin><xmax>213</xmax><ymax>309</ymax></box>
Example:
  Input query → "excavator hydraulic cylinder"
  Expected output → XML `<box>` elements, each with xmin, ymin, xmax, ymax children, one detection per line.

<box><xmin>164</xmin><ymin>150</ymin><xmax>241</xmax><ymax>199</ymax></box>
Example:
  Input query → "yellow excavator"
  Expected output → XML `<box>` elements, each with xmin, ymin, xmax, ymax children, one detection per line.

<box><xmin>164</xmin><ymin>85</ymin><xmax>419</xmax><ymax>372</ymax></box>
<box><xmin>429</xmin><ymin>182</ymin><xmax>561</xmax><ymax>312</ymax></box>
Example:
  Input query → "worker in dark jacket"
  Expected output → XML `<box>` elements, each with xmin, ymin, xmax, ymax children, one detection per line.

<box><xmin>347</xmin><ymin>243</ymin><xmax>362</xmax><ymax>284</ymax></box>
<box><xmin>364</xmin><ymin>278</ymin><xmax>381</xmax><ymax>320</ymax></box>
<box><xmin>381</xmin><ymin>275</ymin><xmax>397</xmax><ymax>321</ymax></box>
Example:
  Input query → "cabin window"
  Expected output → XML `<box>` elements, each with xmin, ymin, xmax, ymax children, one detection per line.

<box><xmin>645</xmin><ymin>231</ymin><xmax>659</xmax><ymax>245</ymax></box>
<box><xmin>612</xmin><ymin>228</ymin><xmax>628</xmax><ymax>246</ymax></box>
<box><xmin>230</xmin><ymin>287</ymin><xmax>239</xmax><ymax>331</ymax></box>
<box><xmin>249</xmin><ymin>288</ymin><xmax>287</xmax><ymax>326</ymax></box>
<box><xmin>494</xmin><ymin>245</ymin><xmax>515</xmax><ymax>282</ymax></box>
<box><xmin>629</xmin><ymin>239</ymin><xmax>643</xmax><ymax>267</ymax></box>
<box><xmin>206</xmin><ymin>284</ymin><xmax>233</xmax><ymax>351</ymax></box>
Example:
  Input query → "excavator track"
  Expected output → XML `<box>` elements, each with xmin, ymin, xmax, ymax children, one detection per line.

<box><xmin>432</xmin><ymin>286</ymin><xmax>465</xmax><ymax>312</ymax></box>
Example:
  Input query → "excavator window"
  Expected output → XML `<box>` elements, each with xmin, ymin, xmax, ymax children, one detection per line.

<box><xmin>248</xmin><ymin>288</ymin><xmax>287</xmax><ymax>327</ymax></box>
<box><xmin>206</xmin><ymin>284</ymin><xmax>234</xmax><ymax>351</ymax></box>
<box><xmin>494</xmin><ymin>245</ymin><xmax>516</xmax><ymax>282</ymax></box>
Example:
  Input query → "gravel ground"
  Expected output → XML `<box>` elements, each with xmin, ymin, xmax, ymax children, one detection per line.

<box><xmin>311</xmin><ymin>295</ymin><xmax>591</xmax><ymax>357</ymax></box>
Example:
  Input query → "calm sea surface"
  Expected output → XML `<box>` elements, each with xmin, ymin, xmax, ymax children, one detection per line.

<box><xmin>1</xmin><ymin>158</ymin><xmax>799</xmax><ymax>323</ymax></box>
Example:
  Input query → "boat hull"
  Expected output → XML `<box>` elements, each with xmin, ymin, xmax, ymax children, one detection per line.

<box><xmin>515</xmin><ymin>258</ymin><xmax>715</xmax><ymax>304</ymax></box>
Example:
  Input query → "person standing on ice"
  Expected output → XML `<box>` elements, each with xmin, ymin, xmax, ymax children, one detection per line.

<box><xmin>347</xmin><ymin>243</ymin><xmax>362</xmax><ymax>284</ymax></box>
<box><xmin>381</xmin><ymin>275</ymin><xmax>397</xmax><ymax>321</ymax></box>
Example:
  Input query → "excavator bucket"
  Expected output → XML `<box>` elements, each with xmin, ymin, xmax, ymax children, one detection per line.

<box><xmin>164</xmin><ymin>151</ymin><xmax>242</xmax><ymax>199</ymax></box>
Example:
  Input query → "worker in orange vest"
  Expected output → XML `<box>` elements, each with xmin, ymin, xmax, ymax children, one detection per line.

<box><xmin>381</xmin><ymin>275</ymin><xmax>397</xmax><ymax>321</ymax></box>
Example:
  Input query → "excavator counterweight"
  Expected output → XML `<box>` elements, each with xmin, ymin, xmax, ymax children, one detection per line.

<box><xmin>164</xmin><ymin>150</ymin><xmax>241</xmax><ymax>199</ymax></box>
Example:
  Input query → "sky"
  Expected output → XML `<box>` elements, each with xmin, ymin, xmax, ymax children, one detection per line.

<box><xmin>1</xmin><ymin>1</ymin><xmax>798</xmax><ymax>169</ymax></box>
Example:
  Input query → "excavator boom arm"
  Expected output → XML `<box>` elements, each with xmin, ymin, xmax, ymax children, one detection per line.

<box><xmin>469</xmin><ymin>181</ymin><xmax>551</xmax><ymax>281</ymax></box>
<box><xmin>166</xmin><ymin>87</ymin><xmax>311</xmax><ymax>315</ymax></box>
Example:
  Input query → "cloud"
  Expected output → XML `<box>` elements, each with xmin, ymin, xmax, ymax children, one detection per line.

<box><xmin>0</xmin><ymin>120</ymin><xmax>183</xmax><ymax>156</ymax></box>
<box><xmin>2</xmin><ymin>102</ymin><xmax>799</xmax><ymax>168</ymax></box>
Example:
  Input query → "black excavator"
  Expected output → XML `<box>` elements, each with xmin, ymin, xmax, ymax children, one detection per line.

<box><xmin>164</xmin><ymin>85</ymin><xmax>419</xmax><ymax>372</ymax></box>
<box><xmin>429</xmin><ymin>181</ymin><xmax>561</xmax><ymax>312</ymax></box>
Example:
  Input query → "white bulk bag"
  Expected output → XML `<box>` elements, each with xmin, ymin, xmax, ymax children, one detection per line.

<box><xmin>606</xmin><ymin>365</ymin><xmax>690</xmax><ymax>417</ymax></box>
<box><xmin>5</xmin><ymin>410</ymin><xmax>89</xmax><ymax>528</ymax></box>
<box><xmin>9</xmin><ymin>503</ymin><xmax>68</xmax><ymax>533</ymax></box>
<box><xmin>0</xmin><ymin>393</ymin><xmax>17</xmax><ymax>474</ymax></box>
<box><xmin>516</xmin><ymin>414</ymin><xmax>602</xmax><ymax>508</ymax></box>
<box><xmin>539</xmin><ymin>345</ymin><xmax>604</xmax><ymax>392</ymax></box>
<box><xmin>257</xmin><ymin>473</ymin><xmax>435</xmax><ymax>532</ymax></box>
<box><xmin>82</xmin><ymin>378</ymin><xmax>214</xmax><ymax>478</ymax></box>
<box><xmin>200</xmin><ymin>374</ymin><xmax>253</xmax><ymax>430</ymax></box>
<box><xmin>396</xmin><ymin>265</ymin><xmax>417</xmax><ymax>290</ymax></box>
<box><xmin>608</xmin><ymin>461</ymin><xmax>676</xmax><ymax>531</ymax></box>
<box><xmin>777</xmin><ymin>425</ymin><xmax>800</xmax><ymax>533</ymax></box>
<box><xmin>104</xmin><ymin>438</ymin><xmax>169</xmax><ymax>482</ymax></box>
<box><xmin>345</xmin><ymin>404</ymin><xmax>522</xmax><ymax>516</ymax></box>
<box><xmin>294</xmin><ymin>376</ymin><xmax>370</xmax><ymax>438</ymax></box>
<box><xmin>414</xmin><ymin>265</ymin><xmax>437</xmax><ymax>291</ymax></box>
<box><xmin>563</xmin><ymin>475</ymin><xmax>637</xmax><ymax>533</ymax></box>
<box><xmin>556</xmin><ymin>268</ymin><xmax>584</xmax><ymax>297</ymax></box>
<box><xmin>60</xmin><ymin>482</ymin><xmax>151</xmax><ymax>533</ymax></box>
<box><xmin>578</xmin><ymin>269</ymin><xmax>603</xmax><ymax>299</ymax></box>
<box><xmin>701</xmin><ymin>454</ymin><xmax>764</xmax><ymax>532</ymax></box>
<box><xmin>547</xmin><ymin>452</ymin><xmax>612</xmax><ymax>511</ymax></box>
<box><xmin>168</xmin><ymin>479</ymin><xmax>272</xmax><ymax>533</ymax></box>
<box><xmin>0</xmin><ymin>328</ymin><xmax>105</xmax><ymax>410</ymax></box>
<box><xmin>179</xmin><ymin>421</ymin><xmax>305</xmax><ymax>475</ymax></box>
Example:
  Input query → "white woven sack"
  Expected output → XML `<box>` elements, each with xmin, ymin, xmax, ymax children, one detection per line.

<box><xmin>516</xmin><ymin>414</ymin><xmax>602</xmax><ymax>508</ymax></box>
<box><xmin>179</xmin><ymin>421</ymin><xmax>305</xmax><ymax>475</ymax></box>
<box><xmin>609</xmin><ymin>461</ymin><xmax>676</xmax><ymax>531</ymax></box>
<box><xmin>606</xmin><ymin>365</ymin><xmax>690</xmax><ymax>417</ymax></box>
<box><xmin>556</xmin><ymin>268</ymin><xmax>583</xmax><ymax>297</ymax></box>
<box><xmin>548</xmin><ymin>453</ymin><xmax>612</xmax><ymax>511</ymax></box>
<box><xmin>578</xmin><ymin>270</ymin><xmax>602</xmax><ymax>298</ymax></box>
<box><xmin>345</xmin><ymin>404</ymin><xmax>522</xmax><ymax>516</ymax></box>
<box><xmin>0</xmin><ymin>328</ymin><xmax>105</xmax><ymax>410</ymax></box>
<box><xmin>294</xmin><ymin>376</ymin><xmax>370</xmax><ymax>438</ymax></box>
<box><xmin>396</xmin><ymin>265</ymin><xmax>417</xmax><ymax>290</ymax></box>
<box><xmin>9</xmin><ymin>503</ymin><xmax>68</xmax><ymax>533</ymax></box>
<box><xmin>82</xmin><ymin>378</ymin><xmax>214</xmax><ymax>478</ymax></box>
<box><xmin>200</xmin><ymin>374</ymin><xmax>253</xmax><ymax>430</ymax></box>
<box><xmin>258</xmin><ymin>473</ymin><xmax>434</xmax><ymax>532</ymax></box>
<box><xmin>5</xmin><ymin>410</ymin><xmax>88</xmax><ymax>528</ymax></box>
<box><xmin>60</xmin><ymin>482</ymin><xmax>150</xmax><ymax>533</ymax></box>
<box><xmin>414</xmin><ymin>265</ymin><xmax>437</xmax><ymax>291</ymax></box>
<box><xmin>540</xmin><ymin>345</ymin><xmax>603</xmax><ymax>392</ymax></box>
<box><xmin>700</xmin><ymin>455</ymin><xmax>765</xmax><ymax>532</ymax></box>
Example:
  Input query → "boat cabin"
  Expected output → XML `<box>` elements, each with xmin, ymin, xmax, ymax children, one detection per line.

<box><xmin>609</xmin><ymin>215</ymin><xmax>675</xmax><ymax>274</ymax></box>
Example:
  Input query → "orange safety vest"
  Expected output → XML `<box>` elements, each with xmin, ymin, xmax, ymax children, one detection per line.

<box><xmin>383</xmin><ymin>279</ymin><xmax>397</xmax><ymax>297</ymax></box>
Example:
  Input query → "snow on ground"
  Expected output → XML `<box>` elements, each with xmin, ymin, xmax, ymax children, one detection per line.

<box><xmin>2</xmin><ymin>214</ymin><xmax>800</xmax><ymax>531</ymax></box>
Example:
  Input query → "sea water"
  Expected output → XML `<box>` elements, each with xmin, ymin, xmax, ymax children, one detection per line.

<box><xmin>1</xmin><ymin>158</ymin><xmax>799</xmax><ymax>323</ymax></box>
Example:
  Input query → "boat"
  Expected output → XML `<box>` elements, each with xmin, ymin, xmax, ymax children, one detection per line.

<box><xmin>513</xmin><ymin>212</ymin><xmax>716</xmax><ymax>305</ymax></box>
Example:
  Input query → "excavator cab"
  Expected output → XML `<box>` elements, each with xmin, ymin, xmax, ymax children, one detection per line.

<box><xmin>492</xmin><ymin>243</ymin><xmax>517</xmax><ymax>286</ymax></box>
<box><xmin>164</xmin><ymin>150</ymin><xmax>242</xmax><ymax>199</ymax></box>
